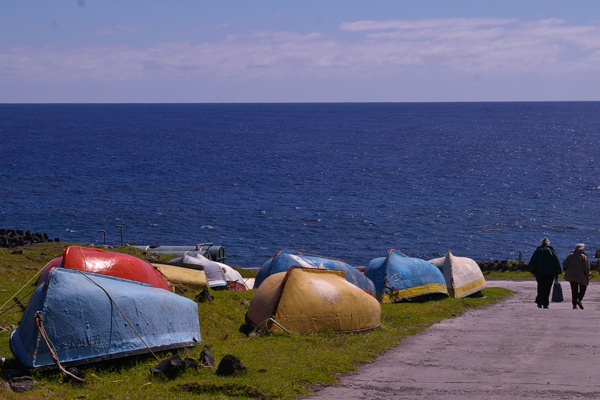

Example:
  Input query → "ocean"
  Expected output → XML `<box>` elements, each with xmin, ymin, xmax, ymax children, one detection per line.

<box><xmin>1</xmin><ymin>102</ymin><xmax>600</xmax><ymax>268</ymax></box>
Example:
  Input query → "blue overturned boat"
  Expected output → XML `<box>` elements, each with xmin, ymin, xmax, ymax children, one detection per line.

<box><xmin>10</xmin><ymin>268</ymin><xmax>201</xmax><ymax>370</ymax></box>
<box><xmin>254</xmin><ymin>250</ymin><xmax>377</xmax><ymax>296</ymax></box>
<box><xmin>365</xmin><ymin>249</ymin><xmax>448</xmax><ymax>302</ymax></box>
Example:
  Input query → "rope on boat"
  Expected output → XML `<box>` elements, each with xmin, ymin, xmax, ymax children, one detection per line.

<box><xmin>75</xmin><ymin>269</ymin><xmax>159</xmax><ymax>360</ymax></box>
<box><xmin>0</xmin><ymin>267</ymin><xmax>44</xmax><ymax>312</ymax></box>
<box><xmin>34</xmin><ymin>312</ymin><xmax>84</xmax><ymax>382</ymax></box>
<box><xmin>0</xmin><ymin>286</ymin><xmax>36</xmax><ymax>316</ymax></box>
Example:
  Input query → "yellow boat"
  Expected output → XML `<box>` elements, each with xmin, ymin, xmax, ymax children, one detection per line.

<box><xmin>152</xmin><ymin>263</ymin><xmax>209</xmax><ymax>292</ymax></box>
<box><xmin>245</xmin><ymin>267</ymin><xmax>381</xmax><ymax>333</ymax></box>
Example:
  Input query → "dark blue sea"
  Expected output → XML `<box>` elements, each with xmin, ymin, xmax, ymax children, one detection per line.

<box><xmin>2</xmin><ymin>103</ymin><xmax>600</xmax><ymax>268</ymax></box>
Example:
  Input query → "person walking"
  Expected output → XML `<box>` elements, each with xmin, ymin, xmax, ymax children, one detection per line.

<box><xmin>563</xmin><ymin>243</ymin><xmax>590</xmax><ymax>309</ymax></box>
<box><xmin>528</xmin><ymin>237</ymin><xmax>562</xmax><ymax>309</ymax></box>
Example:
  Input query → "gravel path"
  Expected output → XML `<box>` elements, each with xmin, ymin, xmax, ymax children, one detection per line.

<box><xmin>306</xmin><ymin>280</ymin><xmax>600</xmax><ymax>399</ymax></box>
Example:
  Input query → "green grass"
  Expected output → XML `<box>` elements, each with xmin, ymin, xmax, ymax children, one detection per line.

<box><xmin>0</xmin><ymin>243</ymin><xmax>512</xmax><ymax>399</ymax></box>
<box><xmin>483</xmin><ymin>270</ymin><xmax>533</xmax><ymax>279</ymax></box>
<box><xmin>483</xmin><ymin>270</ymin><xmax>600</xmax><ymax>281</ymax></box>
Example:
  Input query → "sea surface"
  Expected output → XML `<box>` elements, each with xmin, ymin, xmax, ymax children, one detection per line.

<box><xmin>1</xmin><ymin>102</ymin><xmax>600</xmax><ymax>268</ymax></box>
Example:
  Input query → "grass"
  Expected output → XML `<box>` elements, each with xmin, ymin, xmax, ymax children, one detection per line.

<box><xmin>0</xmin><ymin>243</ymin><xmax>512</xmax><ymax>399</ymax></box>
<box><xmin>483</xmin><ymin>270</ymin><xmax>533</xmax><ymax>279</ymax></box>
<box><xmin>483</xmin><ymin>270</ymin><xmax>600</xmax><ymax>281</ymax></box>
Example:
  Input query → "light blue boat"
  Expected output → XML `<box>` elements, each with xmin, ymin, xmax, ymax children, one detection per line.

<box><xmin>365</xmin><ymin>249</ymin><xmax>448</xmax><ymax>302</ymax></box>
<box><xmin>254</xmin><ymin>250</ymin><xmax>376</xmax><ymax>296</ymax></box>
<box><xmin>10</xmin><ymin>268</ymin><xmax>201</xmax><ymax>370</ymax></box>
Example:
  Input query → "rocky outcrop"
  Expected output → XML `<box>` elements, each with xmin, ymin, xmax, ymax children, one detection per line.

<box><xmin>0</xmin><ymin>228</ymin><xmax>59</xmax><ymax>248</ymax></box>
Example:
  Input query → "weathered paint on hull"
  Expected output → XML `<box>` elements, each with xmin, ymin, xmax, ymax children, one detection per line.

<box><xmin>246</xmin><ymin>267</ymin><xmax>381</xmax><ymax>333</ymax></box>
<box><xmin>151</xmin><ymin>263</ymin><xmax>209</xmax><ymax>292</ymax></box>
<box><xmin>381</xmin><ymin>283</ymin><xmax>449</xmax><ymax>303</ymax></box>
<box><xmin>366</xmin><ymin>249</ymin><xmax>448</xmax><ymax>302</ymax></box>
<box><xmin>11</xmin><ymin>268</ymin><xmax>201</xmax><ymax>370</ymax></box>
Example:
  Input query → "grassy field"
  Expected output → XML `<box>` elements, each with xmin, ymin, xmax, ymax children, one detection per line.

<box><xmin>0</xmin><ymin>243</ymin><xmax>512</xmax><ymax>399</ymax></box>
<box><xmin>483</xmin><ymin>270</ymin><xmax>533</xmax><ymax>279</ymax></box>
<box><xmin>482</xmin><ymin>269</ymin><xmax>600</xmax><ymax>281</ymax></box>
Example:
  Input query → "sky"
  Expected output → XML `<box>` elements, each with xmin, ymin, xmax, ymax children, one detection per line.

<box><xmin>2</xmin><ymin>1</ymin><xmax>600</xmax><ymax>103</ymax></box>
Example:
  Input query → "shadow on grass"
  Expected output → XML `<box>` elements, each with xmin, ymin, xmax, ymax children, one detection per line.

<box><xmin>395</xmin><ymin>293</ymin><xmax>449</xmax><ymax>303</ymax></box>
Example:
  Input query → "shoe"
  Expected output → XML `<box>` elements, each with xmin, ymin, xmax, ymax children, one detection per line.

<box><xmin>573</xmin><ymin>305</ymin><xmax>577</xmax><ymax>309</ymax></box>
<box><xmin>577</xmin><ymin>300</ymin><xmax>584</xmax><ymax>310</ymax></box>
<box><xmin>543</xmin><ymin>305</ymin><xmax>549</xmax><ymax>309</ymax></box>
<box><xmin>537</xmin><ymin>304</ymin><xmax>542</xmax><ymax>308</ymax></box>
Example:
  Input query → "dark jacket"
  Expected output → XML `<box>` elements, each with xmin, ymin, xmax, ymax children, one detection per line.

<box><xmin>527</xmin><ymin>245</ymin><xmax>561</xmax><ymax>275</ymax></box>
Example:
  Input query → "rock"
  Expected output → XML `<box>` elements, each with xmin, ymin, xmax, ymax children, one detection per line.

<box><xmin>199</xmin><ymin>349</ymin><xmax>215</xmax><ymax>368</ymax></box>
<box><xmin>7</xmin><ymin>376</ymin><xmax>34</xmax><ymax>392</ymax></box>
<box><xmin>216</xmin><ymin>354</ymin><xmax>246</xmax><ymax>376</ymax></box>
<box><xmin>150</xmin><ymin>355</ymin><xmax>186</xmax><ymax>378</ymax></box>
<box><xmin>195</xmin><ymin>289</ymin><xmax>214</xmax><ymax>303</ymax></box>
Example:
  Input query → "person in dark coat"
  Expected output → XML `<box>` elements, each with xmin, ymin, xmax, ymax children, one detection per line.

<box><xmin>527</xmin><ymin>237</ymin><xmax>562</xmax><ymax>309</ymax></box>
<box><xmin>563</xmin><ymin>243</ymin><xmax>590</xmax><ymax>309</ymax></box>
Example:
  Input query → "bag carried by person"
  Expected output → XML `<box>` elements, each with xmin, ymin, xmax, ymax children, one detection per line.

<box><xmin>551</xmin><ymin>277</ymin><xmax>564</xmax><ymax>302</ymax></box>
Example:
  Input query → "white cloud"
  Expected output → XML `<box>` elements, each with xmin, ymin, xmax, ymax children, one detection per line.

<box><xmin>2</xmin><ymin>18</ymin><xmax>600</xmax><ymax>82</ymax></box>
<box><xmin>340</xmin><ymin>18</ymin><xmax>519</xmax><ymax>32</ymax></box>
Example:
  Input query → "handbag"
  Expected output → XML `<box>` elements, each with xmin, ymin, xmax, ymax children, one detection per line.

<box><xmin>551</xmin><ymin>277</ymin><xmax>564</xmax><ymax>303</ymax></box>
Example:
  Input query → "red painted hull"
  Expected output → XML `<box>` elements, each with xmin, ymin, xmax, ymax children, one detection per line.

<box><xmin>37</xmin><ymin>246</ymin><xmax>171</xmax><ymax>290</ymax></box>
<box><xmin>227</xmin><ymin>281</ymin><xmax>247</xmax><ymax>291</ymax></box>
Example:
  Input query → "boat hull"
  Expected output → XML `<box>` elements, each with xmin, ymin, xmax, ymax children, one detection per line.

<box><xmin>11</xmin><ymin>268</ymin><xmax>201</xmax><ymax>370</ymax></box>
<box><xmin>246</xmin><ymin>267</ymin><xmax>381</xmax><ymax>333</ymax></box>
<box><xmin>37</xmin><ymin>246</ymin><xmax>171</xmax><ymax>290</ymax></box>
<box><xmin>365</xmin><ymin>249</ymin><xmax>448</xmax><ymax>302</ymax></box>
<box><xmin>168</xmin><ymin>252</ymin><xmax>248</xmax><ymax>290</ymax></box>
<box><xmin>151</xmin><ymin>263</ymin><xmax>209</xmax><ymax>292</ymax></box>
<box><xmin>429</xmin><ymin>250</ymin><xmax>486</xmax><ymax>298</ymax></box>
<box><xmin>254</xmin><ymin>250</ymin><xmax>376</xmax><ymax>296</ymax></box>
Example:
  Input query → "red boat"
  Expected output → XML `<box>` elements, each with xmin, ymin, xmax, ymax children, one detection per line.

<box><xmin>37</xmin><ymin>246</ymin><xmax>171</xmax><ymax>290</ymax></box>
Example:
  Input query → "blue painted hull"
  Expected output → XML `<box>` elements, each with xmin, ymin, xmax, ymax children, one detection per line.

<box><xmin>254</xmin><ymin>250</ymin><xmax>376</xmax><ymax>296</ymax></box>
<box><xmin>10</xmin><ymin>268</ymin><xmax>201</xmax><ymax>370</ymax></box>
<box><xmin>365</xmin><ymin>249</ymin><xmax>448</xmax><ymax>302</ymax></box>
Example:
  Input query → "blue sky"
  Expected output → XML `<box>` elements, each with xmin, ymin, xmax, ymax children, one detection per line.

<box><xmin>2</xmin><ymin>1</ymin><xmax>600</xmax><ymax>102</ymax></box>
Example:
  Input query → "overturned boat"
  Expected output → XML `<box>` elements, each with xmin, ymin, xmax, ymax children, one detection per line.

<box><xmin>428</xmin><ymin>250</ymin><xmax>486</xmax><ymax>298</ymax></box>
<box><xmin>37</xmin><ymin>246</ymin><xmax>171</xmax><ymax>290</ymax></box>
<box><xmin>246</xmin><ymin>267</ymin><xmax>381</xmax><ymax>333</ymax></box>
<box><xmin>151</xmin><ymin>263</ymin><xmax>209</xmax><ymax>292</ymax></box>
<box><xmin>169</xmin><ymin>252</ymin><xmax>248</xmax><ymax>290</ymax></box>
<box><xmin>133</xmin><ymin>243</ymin><xmax>227</xmax><ymax>263</ymax></box>
<box><xmin>11</xmin><ymin>268</ymin><xmax>201</xmax><ymax>370</ymax></box>
<box><xmin>365</xmin><ymin>249</ymin><xmax>448</xmax><ymax>302</ymax></box>
<box><xmin>254</xmin><ymin>250</ymin><xmax>376</xmax><ymax>295</ymax></box>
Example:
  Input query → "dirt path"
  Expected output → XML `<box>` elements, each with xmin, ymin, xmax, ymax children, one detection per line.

<box><xmin>307</xmin><ymin>280</ymin><xmax>600</xmax><ymax>399</ymax></box>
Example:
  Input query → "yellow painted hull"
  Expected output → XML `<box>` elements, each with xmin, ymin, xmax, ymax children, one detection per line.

<box><xmin>381</xmin><ymin>283</ymin><xmax>449</xmax><ymax>303</ymax></box>
<box><xmin>247</xmin><ymin>267</ymin><xmax>381</xmax><ymax>333</ymax></box>
<box><xmin>152</xmin><ymin>263</ymin><xmax>209</xmax><ymax>292</ymax></box>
